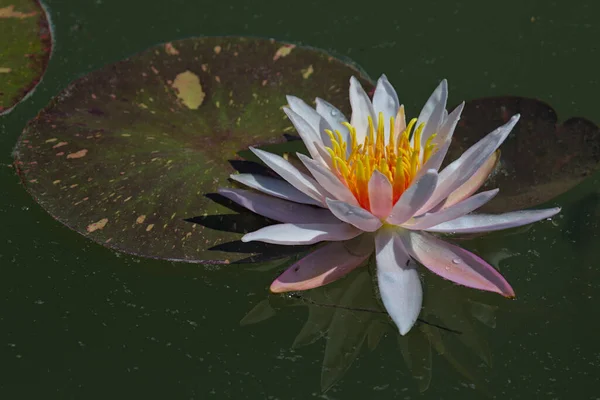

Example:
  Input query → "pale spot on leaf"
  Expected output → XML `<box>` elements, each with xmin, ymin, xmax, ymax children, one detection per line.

<box><xmin>164</xmin><ymin>42</ymin><xmax>180</xmax><ymax>55</ymax></box>
<box><xmin>66</xmin><ymin>149</ymin><xmax>88</xmax><ymax>159</ymax></box>
<box><xmin>87</xmin><ymin>218</ymin><xmax>108</xmax><ymax>233</ymax></box>
<box><xmin>302</xmin><ymin>65</ymin><xmax>314</xmax><ymax>79</ymax></box>
<box><xmin>273</xmin><ymin>44</ymin><xmax>295</xmax><ymax>61</ymax></box>
<box><xmin>172</xmin><ymin>71</ymin><xmax>205</xmax><ymax>110</ymax></box>
<box><xmin>0</xmin><ymin>5</ymin><xmax>37</xmax><ymax>19</ymax></box>
<box><xmin>0</xmin><ymin>67</ymin><xmax>11</xmax><ymax>73</ymax></box>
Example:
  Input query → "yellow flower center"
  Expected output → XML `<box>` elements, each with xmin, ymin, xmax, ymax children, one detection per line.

<box><xmin>325</xmin><ymin>112</ymin><xmax>437</xmax><ymax>211</ymax></box>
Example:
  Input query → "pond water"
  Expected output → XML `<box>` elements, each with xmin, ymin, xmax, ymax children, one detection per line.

<box><xmin>1</xmin><ymin>0</ymin><xmax>599</xmax><ymax>398</ymax></box>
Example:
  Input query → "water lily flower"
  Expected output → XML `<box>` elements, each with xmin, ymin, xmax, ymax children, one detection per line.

<box><xmin>219</xmin><ymin>76</ymin><xmax>560</xmax><ymax>335</ymax></box>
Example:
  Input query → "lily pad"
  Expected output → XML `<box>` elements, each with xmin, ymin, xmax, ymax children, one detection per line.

<box><xmin>0</xmin><ymin>0</ymin><xmax>52</xmax><ymax>114</ymax></box>
<box><xmin>13</xmin><ymin>36</ymin><xmax>373</xmax><ymax>263</ymax></box>
<box><xmin>448</xmin><ymin>96</ymin><xmax>600</xmax><ymax>213</ymax></box>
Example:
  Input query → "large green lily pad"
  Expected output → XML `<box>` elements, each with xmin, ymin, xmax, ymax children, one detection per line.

<box><xmin>0</xmin><ymin>0</ymin><xmax>52</xmax><ymax>114</ymax></box>
<box><xmin>448</xmin><ymin>96</ymin><xmax>600</xmax><ymax>213</ymax></box>
<box><xmin>14</xmin><ymin>36</ymin><xmax>373</xmax><ymax>263</ymax></box>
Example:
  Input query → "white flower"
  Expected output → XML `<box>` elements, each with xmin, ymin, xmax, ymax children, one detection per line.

<box><xmin>219</xmin><ymin>75</ymin><xmax>560</xmax><ymax>335</ymax></box>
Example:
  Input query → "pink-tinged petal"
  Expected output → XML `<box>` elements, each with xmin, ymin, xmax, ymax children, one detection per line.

<box><xmin>286</xmin><ymin>95</ymin><xmax>331</xmax><ymax>138</ymax></box>
<box><xmin>417</xmin><ymin>79</ymin><xmax>448</xmax><ymax>148</ymax></box>
<box><xmin>316</xmin><ymin>97</ymin><xmax>350</xmax><ymax>144</ymax></box>
<box><xmin>242</xmin><ymin>222</ymin><xmax>362</xmax><ymax>245</ymax></box>
<box><xmin>399</xmin><ymin>230</ymin><xmax>515</xmax><ymax>297</ymax></box>
<box><xmin>372</xmin><ymin>74</ymin><xmax>399</xmax><ymax>141</ymax></box>
<box><xmin>368</xmin><ymin>170</ymin><xmax>393</xmax><ymax>219</ymax></box>
<box><xmin>230</xmin><ymin>173</ymin><xmax>322</xmax><ymax>206</ymax></box>
<box><xmin>387</xmin><ymin>169</ymin><xmax>438</xmax><ymax>225</ymax></box>
<box><xmin>218</xmin><ymin>188</ymin><xmax>338</xmax><ymax>224</ymax></box>
<box><xmin>297</xmin><ymin>153</ymin><xmax>359</xmax><ymax>206</ymax></box>
<box><xmin>442</xmin><ymin>150</ymin><xmax>499</xmax><ymax>208</ymax></box>
<box><xmin>250</xmin><ymin>147</ymin><xmax>325</xmax><ymax>204</ymax></box>
<box><xmin>349</xmin><ymin>76</ymin><xmax>377</xmax><ymax>143</ymax></box>
<box><xmin>270</xmin><ymin>239</ymin><xmax>373</xmax><ymax>293</ymax></box>
<box><xmin>417</xmin><ymin>114</ymin><xmax>520</xmax><ymax>215</ymax></box>
<box><xmin>405</xmin><ymin>189</ymin><xmax>499</xmax><ymax>230</ymax></box>
<box><xmin>283</xmin><ymin>107</ymin><xmax>325</xmax><ymax>163</ymax></box>
<box><xmin>375</xmin><ymin>227</ymin><xmax>423</xmax><ymax>335</ymax></box>
<box><xmin>425</xmin><ymin>207</ymin><xmax>561</xmax><ymax>234</ymax></box>
<box><xmin>393</xmin><ymin>105</ymin><xmax>407</xmax><ymax>142</ymax></box>
<box><xmin>326</xmin><ymin>198</ymin><xmax>382</xmax><ymax>232</ymax></box>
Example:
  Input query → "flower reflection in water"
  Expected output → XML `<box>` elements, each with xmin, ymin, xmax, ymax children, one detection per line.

<box><xmin>241</xmin><ymin>257</ymin><xmax>502</xmax><ymax>393</ymax></box>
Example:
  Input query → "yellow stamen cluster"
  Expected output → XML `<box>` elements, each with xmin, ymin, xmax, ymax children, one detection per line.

<box><xmin>325</xmin><ymin>112</ymin><xmax>437</xmax><ymax>211</ymax></box>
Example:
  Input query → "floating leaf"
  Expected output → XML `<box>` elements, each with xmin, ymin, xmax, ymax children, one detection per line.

<box><xmin>0</xmin><ymin>0</ymin><xmax>52</xmax><ymax>114</ymax></box>
<box><xmin>449</xmin><ymin>97</ymin><xmax>600</xmax><ymax>212</ymax></box>
<box><xmin>13</xmin><ymin>36</ymin><xmax>372</xmax><ymax>263</ymax></box>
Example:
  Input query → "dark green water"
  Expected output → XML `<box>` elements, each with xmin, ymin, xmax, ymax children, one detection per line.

<box><xmin>1</xmin><ymin>0</ymin><xmax>600</xmax><ymax>398</ymax></box>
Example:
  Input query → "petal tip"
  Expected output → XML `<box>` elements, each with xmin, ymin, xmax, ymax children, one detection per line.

<box><xmin>269</xmin><ymin>280</ymin><xmax>286</xmax><ymax>293</ymax></box>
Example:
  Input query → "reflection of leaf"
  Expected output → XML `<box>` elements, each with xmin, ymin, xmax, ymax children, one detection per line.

<box><xmin>366</xmin><ymin>320</ymin><xmax>388</xmax><ymax>351</ymax></box>
<box><xmin>468</xmin><ymin>300</ymin><xmax>498</xmax><ymax>329</ymax></box>
<box><xmin>293</xmin><ymin>287</ymin><xmax>343</xmax><ymax>348</ymax></box>
<box><xmin>436</xmin><ymin>332</ymin><xmax>492</xmax><ymax>397</ymax></box>
<box><xmin>240</xmin><ymin>299</ymin><xmax>276</xmax><ymax>326</ymax></box>
<box><xmin>13</xmin><ymin>36</ymin><xmax>373</xmax><ymax>263</ymax></box>
<box><xmin>428</xmin><ymin>284</ymin><xmax>492</xmax><ymax>366</ymax></box>
<box><xmin>421</xmin><ymin>324</ymin><xmax>446</xmax><ymax>356</ymax></box>
<box><xmin>448</xmin><ymin>96</ymin><xmax>600</xmax><ymax>213</ymax></box>
<box><xmin>321</xmin><ymin>271</ymin><xmax>377</xmax><ymax>392</ymax></box>
<box><xmin>0</xmin><ymin>0</ymin><xmax>52</xmax><ymax>114</ymax></box>
<box><xmin>398</xmin><ymin>330</ymin><xmax>432</xmax><ymax>393</ymax></box>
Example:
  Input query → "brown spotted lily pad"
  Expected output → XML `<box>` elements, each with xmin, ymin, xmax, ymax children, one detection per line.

<box><xmin>0</xmin><ymin>0</ymin><xmax>52</xmax><ymax>114</ymax></box>
<box><xmin>14</xmin><ymin>36</ymin><xmax>372</xmax><ymax>263</ymax></box>
<box><xmin>448</xmin><ymin>97</ymin><xmax>600</xmax><ymax>213</ymax></box>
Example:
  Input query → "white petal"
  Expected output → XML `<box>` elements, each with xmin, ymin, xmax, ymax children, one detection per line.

<box><xmin>326</xmin><ymin>198</ymin><xmax>382</xmax><ymax>232</ymax></box>
<box><xmin>283</xmin><ymin>107</ymin><xmax>325</xmax><ymax>162</ymax></box>
<box><xmin>218</xmin><ymin>188</ymin><xmax>338</xmax><ymax>224</ymax></box>
<box><xmin>417</xmin><ymin>114</ymin><xmax>520</xmax><ymax>214</ymax></box>
<box><xmin>417</xmin><ymin>80</ymin><xmax>448</xmax><ymax>148</ymax></box>
<box><xmin>435</xmin><ymin>102</ymin><xmax>464</xmax><ymax>145</ymax></box>
<box><xmin>242</xmin><ymin>222</ymin><xmax>362</xmax><ymax>245</ymax></box>
<box><xmin>415</xmin><ymin>102</ymin><xmax>464</xmax><ymax>177</ymax></box>
<box><xmin>316</xmin><ymin>98</ymin><xmax>350</xmax><ymax>144</ymax></box>
<box><xmin>387</xmin><ymin>169</ymin><xmax>438</xmax><ymax>225</ymax></box>
<box><xmin>286</xmin><ymin>95</ymin><xmax>331</xmax><ymax>137</ymax></box>
<box><xmin>349</xmin><ymin>76</ymin><xmax>376</xmax><ymax>143</ymax></box>
<box><xmin>250</xmin><ymin>147</ymin><xmax>325</xmax><ymax>204</ymax></box>
<box><xmin>375</xmin><ymin>227</ymin><xmax>423</xmax><ymax>335</ymax></box>
<box><xmin>404</xmin><ymin>189</ymin><xmax>499</xmax><ymax>230</ymax></box>
<box><xmin>297</xmin><ymin>153</ymin><xmax>358</xmax><ymax>206</ymax></box>
<box><xmin>372</xmin><ymin>74</ymin><xmax>400</xmax><ymax>142</ymax></box>
<box><xmin>442</xmin><ymin>150</ymin><xmax>499</xmax><ymax>208</ymax></box>
<box><xmin>368</xmin><ymin>170</ymin><xmax>393</xmax><ymax>219</ymax></box>
<box><xmin>425</xmin><ymin>207</ymin><xmax>561</xmax><ymax>234</ymax></box>
<box><xmin>230</xmin><ymin>173</ymin><xmax>322</xmax><ymax>206</ymax></box>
